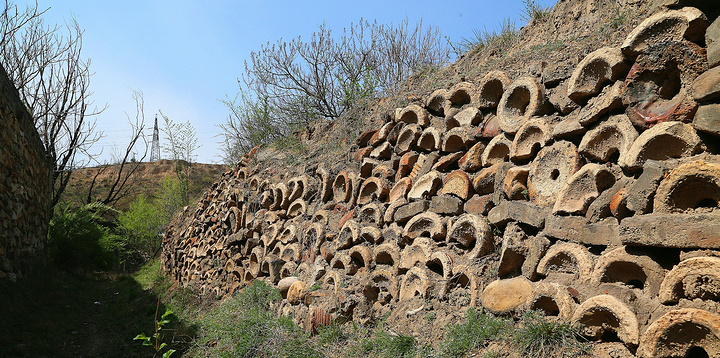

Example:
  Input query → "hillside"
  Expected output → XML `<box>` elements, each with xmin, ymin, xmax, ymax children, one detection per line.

<box><xmin>160</xmin><ymin>0</ymin><xmax>720</xmax><ymax>357</ymax></box>
<box><xmin>61</xmin><ymin>159</ymin><xmax>229</xmax><ymax>211</ymax></box>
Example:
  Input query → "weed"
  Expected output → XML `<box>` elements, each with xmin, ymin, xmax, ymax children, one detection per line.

<box><xmin>520</xmin><ymin>0</ymin><xmax>552</xmax><ymax>22</ymax></box>
<box><xmin>316</xmin><ymin>324</ymin><xmax>348</xmax><ymax>347</ymax></box>
<box><xmin>309</xmin><ymin>281</ymin><xmax>322</xmax><ymax>291</ymax></box>
<box><xmin>513</xmin><ymin>310</ymin><xmax>591</xmax><ymax>358</ymax></box>
<box><xmin>440</xmin><ymin>308</ymin><xmax>511</xmax><ymax>358</ymax></box>
<box><xmin>451</xmin><ymin>18</ymin><xmax>518</xmax><ymax>57</ymax></box>
<box><xmin>364</xmin><ymin>330</ymin><xmax>418</xmax><ymax>358</ymax></box>
<box><xmin>238</xmin><ymin>279</ymin><xmax>282</xmax><ymax>311</ymax></box>
<box><xmin>607</xmin><ymin>8</ymin><xmax>630</xmax><ymax>30</ymax></box>
<box><xmin>485</xmin><ymin>266</ymin><xmax>499</xmax><ymax>279</ymax></box>
<box><xmin>425</xmin><ymin>311</ymin><xmax>436</xmax><ymax>322</ymax></box>
<box><xmin>134</xmin><ymin>301</ymin><xmax>176</xmax><ymax>357</ymax></box>
<box><xmin>190</xmin><ymin>279</ymin><xmax>321</xmax><ymax>357</ymax></box>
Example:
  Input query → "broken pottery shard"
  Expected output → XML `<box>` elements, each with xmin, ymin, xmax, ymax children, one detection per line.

<box><xmin>527</xmin><ymin>141</ymin><xmax>583</xmax><ymax>207</ymax></box>
<box><xmin>439</xmin><ymin>170</ymin><xmax>473</xmax><ymax>200</ymax></box>
<box><xmin>497</xmin><ymin>76</ymin><xmax>548</xmax><ymax>134</ymax></box>
<box><xmin>567</xmin><ymin>47</ymin><xmax>629</xmax><ymax>102</ymax></box>
<box><xmin>416</xmin><ymin>126</ymin><xmax>441</xmax><ymax>152</ymax></box>
<box><xmin>482</xmin><ymin>133</ymin><xmax>512</xmax><ymax>167</ymax></box>
<box><xmin>407</xmin><ymin>170</ymin><xmax>442</xmax><ymax>200</ymax></box>
<box><xmin>356</xmin><ymin>177</ymin><xmax>389</xmax><ymax>206</ymax></box>
<box><xmin>622</xmin><ymin>41</ymin><xmax>707</xmax><ymax>129</ymax></box>
<box><xmin>621</xmin><ymin>7</ymin><xmax>708</xmax><ymax>58</ymax></box>
<box><xmin>396</xmin><ymin>104</ymin><xmax>430</xmax><ymax>126</ymax></box>
<box><xmin>637</xmin><ymin>308</ymin><xmax>720</xmax><ymax>358</ymax></box>
<box><xmin>425</xmin><ymin>89</ymin><xmax>448</xmax><ymax>116</ymax></box>
<box><xmin>658</xmin><ymin>256</ymin><xmax>720</xmax><ymax>304</ymax></box>
<box><xmin>571</xmin><ymin>295</ymin><xmax>639</xmax><ymax>347</ymax></box>
<box><xmin>477</xmin><ymin>70</ymin><xmax>511</xmax><ymax>109</ymax></box>
<box><xmin>503</xmin><ymin>165</ymin><xmax>529</xmax><ymax>201</ymax></box>
<box><xmin>553</xmin><ymin>163</ymin><xmax>616</xmax><ymax>216</ymax></box>
<box><xmin>510</xmin><ymin>117</ymin><xmax>552</xmax><ymax>163</ymax></box>
<box><xmin>578</xmin><ymin>114</ymin><xmax>638</xmax><ymax>163</ymax></box>
<box><xmin>654</xmin><ymin>160</ymin><xmax>720</xmax><ymax>213</ymax></box>
<box><xmin>459</xmin><ymin>141</ymin><xmax>486</xmax><ymax>172</ymax></box>
<box><xmin>619</xmin><ymin>121</ymin><xmax>704</xmax><ymax>171</ymax></box>
<box><xmin>447</xmin><ymin>81</ymin><xmax>478</xmax><ymax>109</ymax></box>
<box><xmin>395</xmin><ymin>123</ymin><xmax>422</xmax><ymax>155</ymax></box>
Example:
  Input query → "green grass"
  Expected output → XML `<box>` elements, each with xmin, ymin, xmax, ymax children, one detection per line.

<box><xmin>451</xmin><ymin>18</ymin><xmax>519</xmax><ymax>56</ymax></box>
<box><xmin>0</xmin><ymin>258</ymin><xmax>595</xmax><ymax>358</ymax></box>
<box><xmin>513</xmin><ymin>310</ymin><xmax>592</xmax><ymax>358</ymax></box>
<box><xmin>189</xmin><ymin>280</ymin><xmax>322</xmax><ymax>357</ymax></box>
<box><xmin>440</xmin><ymin>308</ymin><xmax>511</xmax><ymax>358</ymax></box>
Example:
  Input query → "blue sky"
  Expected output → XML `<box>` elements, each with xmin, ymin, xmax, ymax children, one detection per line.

<box><xmin>30</xmin><ymin>0</ymin><xmax>556</xmax><ymax>164</ymax></box>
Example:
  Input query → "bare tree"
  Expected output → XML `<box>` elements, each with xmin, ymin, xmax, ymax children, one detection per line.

<box><xmin>219</xmin><ymin>88</ymin><xmax>281</xmax><ymax>163</ymax></box>
<box><xmin>222</xmin><ymin>18</ymin><xmax>450</xmax><ymax>164</ymax></box>
<box><xmin>244</xmin><ymin>18</ymin><xmax>449</xmax><ymax>122</ymax></box>
<box><xmin>84</xmin><ymin>90</ymin><xmax>148</xmax><ymax>207</ymax></box>
<box><xmin>159</xmin><ymin>110</ymin><xmax>200</xmax><ymax>202</ymax></box>
<box><xmin>1</xmin><ymin>1</ymin><xmax>104</xmax><ymax>207</ymax></box>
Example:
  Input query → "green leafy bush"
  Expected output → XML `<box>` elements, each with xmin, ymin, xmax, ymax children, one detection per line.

<box><xmin>118</xmin><ymin>194</ymin><xmax>163</xmax><ymax>258</ymax></box>
<box><xmin>47</xmin><ymin>203</ymin><xmax>121</xmax><ymax>271</ymax></box>
<box><xmin>156</xmin><ymin>177</ymin><xmax>189</xmax><ymax>223</ymax></box>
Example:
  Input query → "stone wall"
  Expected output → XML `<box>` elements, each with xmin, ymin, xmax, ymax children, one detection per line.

<box><xmin>0</xmin><ymin>64</ymin><xmax>52</xmax><ymax>281</ymax></box>
<box><xmin>162</xmin><ymin>3</ymin><xmax>720</xmax><ymax>357</ymax></box>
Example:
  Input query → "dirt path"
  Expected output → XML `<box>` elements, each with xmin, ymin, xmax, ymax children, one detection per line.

<box><xmin>0</xmin><ymin>269</ymin><xmax>162</xmax><ymax>357</ymax></box>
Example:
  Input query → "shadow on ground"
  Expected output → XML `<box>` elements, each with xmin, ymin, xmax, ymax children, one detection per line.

<box><xmin>0</xmin><ymin>266</ymin><xmax>196</xmax><ymax>358</ymax></box>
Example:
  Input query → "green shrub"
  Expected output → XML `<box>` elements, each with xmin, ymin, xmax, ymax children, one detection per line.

<box><xmin>237</xmin><ymin>279</ymin><xmax>282</xmax><ymax>311</ymax></box>
<box><xmin>118</xmin><ymin>194</ymin><xmax>163</xmax><ymax>258</ymax></box>
<box><xmin>316</xmin><ymin>324</ymin><xmax>347</xmax><ymax>348</ymax></box>
<box><xmin>374</xmin><ymin>331</ymin><xmax>417</xmax><ymax>358</ymax></box>
<box><xmin>156</xmin><ymin>177</ymin><xmax>189</xmax><ymax>223</ymax></box>
<box><xmin>513</xmin><ymin>310</ymin><xmax>591</xmax><ymax>358</ymax></box>
<box><xmin>46</xmin><ymin>202</ymin><xmax>121</xmax><ymax>271</ymax></box>
<box><xmin>194</xmin><ymin>280</ymin><xmax>320</xmax><ymax>357</ymax></box>
<box><xmin>440</xmin><ymin>308</ymin><xmax>511</xmax><ymax>357</ymax></box>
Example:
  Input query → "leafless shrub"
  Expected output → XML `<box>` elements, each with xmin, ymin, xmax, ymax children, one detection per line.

<box><xmin>221</xmin><ymin>18</ymin><xmax>450</xmax><ymax>164</ymax></box>
<box><xmin>1</xmin><ymin>1</ymin><xmax>104</xmax><ymax>207</ymax></box>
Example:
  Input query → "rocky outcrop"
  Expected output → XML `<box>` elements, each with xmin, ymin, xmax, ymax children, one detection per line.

<box><xmin>163</xmin><ymin>4</ymin><xmax>720</xmax><ymax>357</ymax></box>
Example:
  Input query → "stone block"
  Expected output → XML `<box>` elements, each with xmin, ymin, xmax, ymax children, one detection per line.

<box><xmin>487</xmin><ymin>200</ymin><xmax>548</xmax><ymax>229</ymax></box>
<box><xmin>480</xmin><ymin>276</ymin><xmax>534</xmax><ymax>315</ymax></box>
<box><xmin>393</xmin><ymin>200</ymin><xmax>430</xmax><ymax>223</ymax></box>
<box><xmin>544</xmin><ymin>215</ymin><xmax>621</xmax><ymax>246</ymax></box>
<box><xmin>623</xmin><ymin>160</ymin><xmax>669</xmax><ymax>214</ymax></box>
<box><xmin>708</xmin><ymin>17</ymin><xmax>720</xmax><ymax>68</ymax></box>
<box><xmin>430</xmin><ymin>194</ymin><xmax>463</xmax><ymax>215</ymax></box>
<box><xmin>620</xmin><ymin>213</ymin><xmax>720</xmax><ymax>248</ymax></box>
<box><xmin>586</xmin><ymin>175</ymin><xmax>632</xmax><ymax>222</ymax></box>
<box><xmin>693</xmin><ymin>104</ymin><xmax>720</xmax><ymax>137</ymax></box>
<box><xmin>692</xmin><ymin>66</ymin><xmax>720</xmax><ymax>102</ymax></box>
<box><xmin>465</xmin><ymin>194</ymin><xmax>494</xmax><ymax>216</ymax></box>
<box><xmin>492</xmin><ymin>162</ymin><xmax>514</xmax><ymax>205</ymax></box>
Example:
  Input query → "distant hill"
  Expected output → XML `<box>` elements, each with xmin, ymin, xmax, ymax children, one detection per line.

<box><xmin>61</xmin><ymin>159</ymin><xmax>229</xmax><ymax>212</ymax></box>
